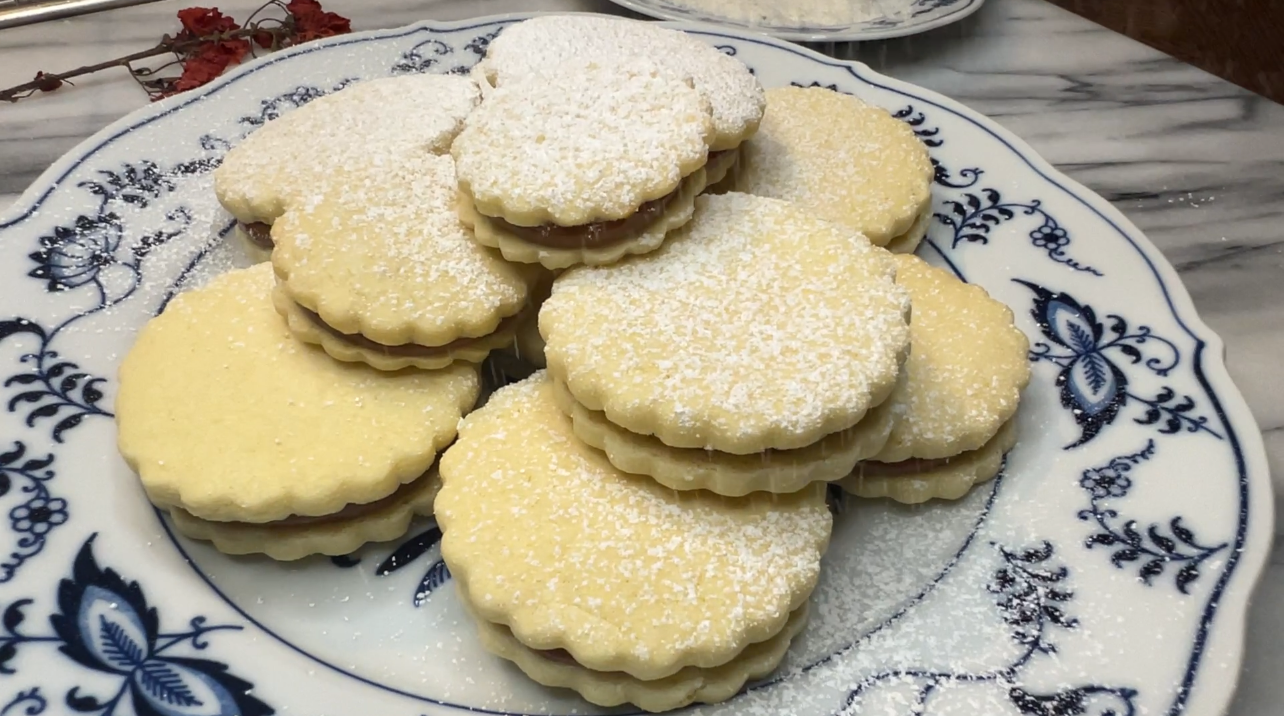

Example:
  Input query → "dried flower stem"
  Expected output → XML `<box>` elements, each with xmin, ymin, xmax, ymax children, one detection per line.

<box><xmin>0</xmin><ymin>1</ymin><xmax>349</xmax><ymax>103</ymax></box>
<box><xmin>0</xmin><ymin>28</ymin><xmax>281</xmax><ymax>103</ymax></box>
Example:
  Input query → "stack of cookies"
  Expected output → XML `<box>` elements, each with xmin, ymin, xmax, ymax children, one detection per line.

<box><xmin>117</xmin><ymin>73</ymin><xmax>530</xmax><ymax>560</ymax></box>
<box><xmin>114</xmin><ymin>12</ymin><xmax>1033</xmax><ymax>713</ymax></box>
<box><xmin>436</xmin><ymin>377</ymin><xmax>831</xmax><ymax>712</ymax></box>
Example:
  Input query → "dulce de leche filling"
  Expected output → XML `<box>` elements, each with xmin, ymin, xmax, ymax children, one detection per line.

<box><xmin>533</xmin><ymin>647</ymin><xmax>581</xmax><ymax>666</ymax></box>
<box><xmin>240</xmin><ymin>221</ymin><xmax>274</xmax><ymax>250</ymax></box>
<box><xmin>272</xmin><ymin>474</ymin><xmax>428</xmax><ymax>527</ymax></box>
<box><xmin>854</xmin><ymin>456</ymin><xmax>955</xmax><ymax>478</ymax></box>
<box><xmin>485</xmin><ymin>150</ymin><xmax>731</xmax><ymax>250</ymax></box>
<box><xmin>176</xmin><ymin>471</ymin><xmax>430</xmax><ymax>528</ymax></box>
<box><xmin>299</xmin><ymin>302</ymin><xmax>525</xmax><ymax>358</ymax></box>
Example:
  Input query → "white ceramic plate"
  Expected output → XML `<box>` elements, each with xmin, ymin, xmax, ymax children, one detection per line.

<box><xmin>605</xmin><ymin>0</ymin><xmax>985</xmax><ymax>42</ymax></box>
<box><xmin>0</xmin><ymin>13</ymin><xmax>1269</xmax><ymax>716</ymax></box>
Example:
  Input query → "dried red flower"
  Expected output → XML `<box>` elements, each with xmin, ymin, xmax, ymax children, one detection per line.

<box><xmin>32</xmin><ymin>72</ymin><xmax>63</xmax><ymax>93</ymax></box>
<box><xmin>286</xmin><ymin>0</ymin><xmax>352</xmax><ymax>43</ymax></box>
<box><xmin>0</xmin><ymin>0</ymin><xmax>352</xmax><ymax>104</ymax></box>
<box><xmin>167</xmin><ymin>38</ymin><xmax>251</xmax><ymax>95</ymax></box>
<box><xmin>176</xmin><ymin>7</ymin><xmax>241</xmax><ymax>39</ymax></box>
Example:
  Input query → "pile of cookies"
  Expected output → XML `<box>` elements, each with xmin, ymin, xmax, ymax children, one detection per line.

<box><xmin>114</xmin><ymin>13</ymin><xmax>1031</xmax><ymax>713</ymax></box>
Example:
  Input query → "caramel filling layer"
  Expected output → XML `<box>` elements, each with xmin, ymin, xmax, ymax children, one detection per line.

<box><xmin>534</xmin><ymin>647</ymin><xmax>581</xmax><ymax>666</ymax></box>
<box><xmin>485</xmin><ymin>153</ymin><xmax>728</xmax><ymax>250</ymax></box>
<box><xmin>241</xmin><ymin>221</ymin><xmax>274</xmax><ymax>250</ymax></box>
<box><xmin>176</xmin><ymin>472</ymin><xmax>429</xmax><ymax>528</ymax></box>
<box><xmin>272</xmin><ymin>474</ymin><xmax>427</xmax><ymax>527</ymax></box>
<box><xmin>854</xmin><ymin>455</ymin><xmax>955</xmax><ymax>478</ymax></box>
<box><xmin>298</xmin><ymin>302</ymin><xmax>524</xmax><ymax>358</ymax></box>
<box><xmin>702</xmin><ymin>146</ymin><xmax>740</xmax><ymax>191</ymax></box>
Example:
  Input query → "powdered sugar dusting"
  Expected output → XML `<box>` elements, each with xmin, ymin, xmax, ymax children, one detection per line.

<box><xmin>541</xmin><ymin>192</ymin><xmax>911</xmax><ymax>455</ymax></box>
<box><xmin>271</xmin><ymin>152</ymin><xmax>531</xmax><ymax>346</ymax></box>
<box><xmin>737</xmin><ymin>86</ymin><xmax>933</xmax><ymax>245</ymax></box>
<box><xmin>480</xmin><ymin>15</ymin><xmax>764</xmax><ymax>151</ymax></box>
<box><xmin>871</xmin><ymin>255</ymin><xmax>1031</xmax><ymax>462</ymax></box>
<box><xmin>214</xmin><ymin>74</ymin><xmax>480</xmax><ymax>225</ymax></box>
<box><xmin>453</xmin><ymin>59</ymin><xmax>712</xmax><ymax>226</ymax></box>
<box><xmin>435</xmin><ymin>374</ymin><xmax>832</xmax><ymax>679</ymax></box>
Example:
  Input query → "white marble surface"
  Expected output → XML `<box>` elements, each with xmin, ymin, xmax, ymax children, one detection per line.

<box><xmin>0</xmin><ymin>0</ymin><xmax>1280</xmax><ymax>712</ymax></box>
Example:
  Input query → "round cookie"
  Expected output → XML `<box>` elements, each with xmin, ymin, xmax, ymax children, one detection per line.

<box><xmin>452</xmin><ymin>59</ymin><xmax>715</xmax><ymax>270</ymax></box>
<box><xmin>116</xmin><ymin>263</ymin><xmax>479</xmax><ymax>528</ymax></box>
<box><xmin>475</xmin><ymin>14</ymin><xmax>765</xmax><ymax>152</ymax></box>
<box><xmin>870</xmin><ymin>254</ymin><xmax>1031</xmax><ymax>463</ymax></box>
<box><xmin>735</xmin><ymin>86</ymin><xmax>934</xmax><ymax>247</ymax></box>
<box><xmin>214</xmin><ymin>73</ymin><xmax>480</xmax><ymax>246</ymax></box>
<box><xmin>551</xmin><ymin>377</ymin><xmax>898</xmax><ymax>497</ymax></box>
<box><xmin>270</xmin><ymin>152</ymin><xmax>534</xmax><ymax>371</ymax></box>
<box><xmin>436</xmin><ymin>373</ymin><xmax>832</xmax><ymax>682</ymax></box>
<box><xmin>840</xmin><ymin>418</ymin><xmax>1018</xmax><ymax>504</ymax></box>
<box><xmin>470</xmin><ymin>599</ymin><xmax>809</xmax><ymax>713</ymax></box>
<box><xmin>540</xmin><ymin>192</ymin><xmax>911</xmax><ymax>455</ymax></box>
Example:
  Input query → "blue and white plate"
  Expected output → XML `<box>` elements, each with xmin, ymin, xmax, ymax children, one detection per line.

<box><xmin>605</xmin><ymin>0</ymin><xmax>985</xmax><ymax>42</ymax></box>
<box><xmin>0</xmin><ymin>14</ymin><xmax>1269</xmax><ymax>716</ymax></box>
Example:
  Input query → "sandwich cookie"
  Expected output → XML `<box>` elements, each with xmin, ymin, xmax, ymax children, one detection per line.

<box><xmin>540</xmin><ymin>192</ymin><xmax>911</xmax><ymax>458</ymax></box>
<box><xmin>436</xmin><ymin>374</ymin><xmax>831</xmax><ymax>711</ymax></box>
<box><xmin>213</xmin><ymin>73</ymin><xmax>480</xmax><ymax>260</ymax></box>
<box><xmin>840</xmin><ymin>254</ymin><xmax>1031</xmax><ymax>504</ymax></box>
<box><xmin>551</xmin><ymin>377</ymin><xmax>898</xmax><ymax>497</ymax></box>
<box><xmin>471</xmin><ymin>599</ymin><xmax>809</xmax><ymax>713</ymax></box>
<box><xmin>452</xmin><ymin>60</ymin><xmax>715</xmax><ymax>270</ymax></box>
<box><xmin>116</xmin><ymin>263</ymin><xmax>479</xmax><ymax>560</ymax></box>
<box><xmin>474</xmin><ymin>14</ymin><xmax>765</xmax><ymax>184</ymax></box>
<box><xmin>736</xmin><ymin>86</ymin><xmax>934</xmax><ymax>251</ymax></box>
<box><xmin>270</xmin><ymin>152</ymin><xmax>535</xmax><ymax>371</ymax></box>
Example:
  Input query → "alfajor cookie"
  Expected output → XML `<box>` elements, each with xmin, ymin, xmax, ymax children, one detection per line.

<box><xmin>214</xmin><ymin>73</ymin><xmax>480</xmax><ymax>258</ymax></box>
<box><xmin>551</xmin><ymin>377</ymin><xmax>898</xmax><ymax>497</ymax></box>
<box><xmin>436</xmin><ymin>374</ymin><xmax>830</xmax><ymax>709</ymax></box>
<box><xmin>270</xmin><ymin>151</ymin><xmax>535</xmax><ymax>371</ymax></box>
<box><xmin>169</xmin><ymin>469</ymin><xmax>443</xmax><ymax>562</ymax></box>
<box><xmin>452</xmin><ymin>60</ymin><xmax>715</xmax><ymax>270</ymax></box>
<box><xmin>471</xmin><ymin>598</ymin><xmax>810</xmax><ymax>713</ymax></box>
<box><xmin>475</xmin><ymin>14</ymin><xmax>764</xmax><ymax>165</ymax></box>
<box><xmin>736</xmin><ymin>86</ymin><xmax>934</xmax><ymax>250</ymax></box>
<box><xmin>839</xmin><ymin>254</ymin><xmax>1030</xmax><ymax>504</ymax></box>
<box><xmin>116</xmin><ymin>263</ymin><xmax>479</xmax><ymax>559</ymax></box>
<box><xmin>540</xmin><ymin>192</ymin><xmax>911</xmax><ymax>456</ymax></box>
<box><xmin>843</xmin><ymin>418</ymin><xmax>1018</xmax><ymax>504</ymax></box>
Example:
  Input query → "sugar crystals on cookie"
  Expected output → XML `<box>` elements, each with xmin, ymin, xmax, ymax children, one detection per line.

<box><xmin>270</xmin><ymin>151</ymin><xmax>536</xmax><ymax>371</ymax></box>
<box><xmin>540</xmin><ymin>192</ymin><xmax>911</xmax><ymax>496</ymax></box>
<box><xmin>213</xmin><ymin>74</ymin><xmax>480</xmax><ymax>259</ymax></box>
<box><xmin>475</xmin><ymin>14</ymin><xmax>765</xmax><ymax>187</ymax></box>
<box><xmin>436</xmin><ymin>373</ymin><xmax>831</xmax><ymax>712</ymax></box>
<box><xmin>452</xmin><ymin>60</ymin><xmax>716</xmax><ymax>269</ymax></box>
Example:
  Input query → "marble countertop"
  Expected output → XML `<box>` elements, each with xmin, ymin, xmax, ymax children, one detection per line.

<box><xmin>0</xmin><ymin>0</ymin><xmax>1280</xmax><ymax>712</ymax></box>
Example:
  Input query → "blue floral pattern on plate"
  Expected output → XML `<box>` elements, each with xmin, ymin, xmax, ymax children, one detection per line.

<box><xmin>0</xmin><ymin>535</ymin><xmax>270</xmax><ymax>716</ymax></box>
